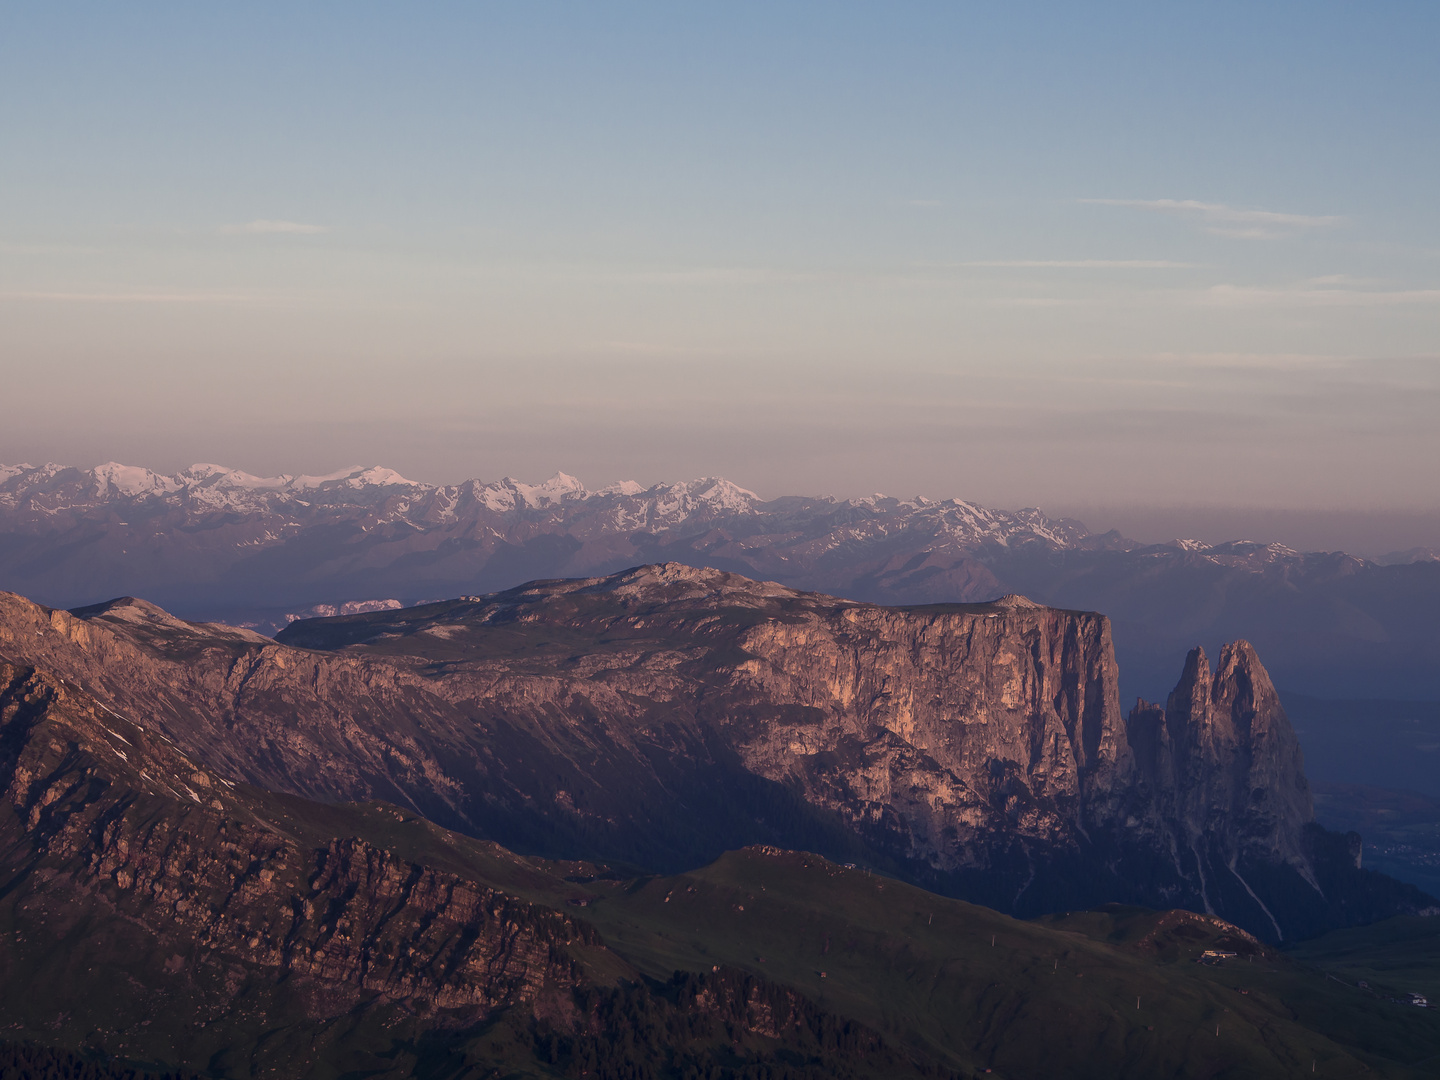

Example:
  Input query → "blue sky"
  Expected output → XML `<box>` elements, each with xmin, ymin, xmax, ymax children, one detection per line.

<box><xmin>2</xmin><ymin>2</ymin><xmax>1438</xmax><ymax>522</ymax></box>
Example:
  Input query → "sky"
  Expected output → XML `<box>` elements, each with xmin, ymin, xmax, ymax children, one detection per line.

<box><xmin>2</xmin><ymin>2</ymin><xmax>1439</xmax><ymax>540</ymax></box>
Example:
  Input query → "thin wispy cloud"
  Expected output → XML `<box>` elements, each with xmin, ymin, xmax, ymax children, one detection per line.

<box><xmin>1</xmin><ymin>283</ymin><xmax>344</xmax><ymax>307</ymax></box>
<box><xmin>585</xmin><ymin>340</ymin><xmax>751</xmax><ymax>358</ymax></box>
<box><xmin>1201</xmin><ymin>283</ymin><xmax>1440</xmax><ymax>307</ymax></box>
<box><xmin>0</xmin><ymin>241</ymin><xmax>106</xmax><ymax>255</ymax></box>
<box><xmin>1082</xmin><ymin>198</ymin><xmax>1341</xmax><ymax>239</ymax></box>
<box><xmin>0</xmin><ymin>289</ymin><xmax>258</xmax><ymax>304</ymax></box>
<box><xmin>957</xmin><ymin>259</ymin><xmax>1198</xmax><ymax>269</ymax></box>
<box><xmin>602</xmin><ymin>265</ymin><xmax>824</xmax><ymax>286</ymax></box>
<box><xmin>220</xmin><ymin>219</ymin><xmax>327</xmax><ymax>235</ymax></box>
<box><xmin>1304</xmin><ymin>274</ymin><xmax>1384</xmax><ymax>287</ymax></box>
<box><xmin>1153</xmin><ymin>352</ymin><xmax>1354</xmax><ymax>371</ymax></box>
<box><xmin>984</xmin><ymin>296</ymin><xmax>1087</xmax><ymax>308</ymax></box>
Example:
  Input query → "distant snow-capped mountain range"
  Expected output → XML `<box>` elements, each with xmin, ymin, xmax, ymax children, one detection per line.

<box><xmin>1</xmin><ymin>460</ymin><xmax>1437</xmax><ymax>699</ymax></box>
<box><xmin>0</xmin><ymin>459</ymin><xmax>1309</xmax><ymax>555</ymax></box>
<box><xmin>0</xmin><ymin>459</ymin><xmax>1092</xmax><ymax>551</ymax></box>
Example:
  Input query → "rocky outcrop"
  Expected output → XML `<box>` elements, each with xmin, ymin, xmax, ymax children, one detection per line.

<box><xmin>0</xmin><ymin>566</ymin><xmax>1432</xmax><ymax>941</ymax></box>
<box><xmin>0</xmin><ymin>572</ymin><xmax>1140</xmax><ymax>898</ymax></box>
<box><xmin>1128</xmin><ymin>643</ymin><xmax>1313</xmax><ymax>870</ymax></box>
<box><xmin>0</xmin><ymin>658</ymin><xmax>969</xmax><ymax>1080</ymax></box>
<box><xmin>0</xmin><ymin>661</ymin><xmax>594</xmax><ymax>1020</ymax></box>
<box><xmin>721</xmin><ymin>597</ymin><xmax>1127</xmax><ymax>872</ymax></box>
<box><xmin>1123</xmin><ymin>645</ymin><xmax>1434</xmax><ymax>940</ymax></box>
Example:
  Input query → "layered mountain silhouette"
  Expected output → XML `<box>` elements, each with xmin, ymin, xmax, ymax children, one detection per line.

<box><xmin>1</xmin><ymin>461</ymin><xmax>1436</xmax><ymax>700</ymax></box>
<box><xmin>1</xmin><ymin>565</ymin><xmax>1429</xmax><ymax>944</ymax></box>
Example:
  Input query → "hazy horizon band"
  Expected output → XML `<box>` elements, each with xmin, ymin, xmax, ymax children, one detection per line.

<box><xmin>3</xmin><ymin>5</ymin><xmax>1437</xmax><ymax>521</ymax></box>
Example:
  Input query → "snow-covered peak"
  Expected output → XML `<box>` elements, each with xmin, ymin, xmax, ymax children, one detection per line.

<box><xmin>184</xmin><ymin>463</ymin><xmax>240</xmax><ymax>480</ymax></box>
<box><xmin>0</xmin><ymin>464</ymin><xmax>33</xmax><ymax>484</ymax></box>
<box><xmin>91</xmin><ymin>462</ymin><xmax>182</xmax><ymax>498</ymax></box>
<box><xmin>470</xmin><ymin>480</ymin><xmax>519</xmax><ymax>513</ymax></box>
<box><xmin>595</xmin><ymin>480</ymin><xmax>646</xmax><ymax>497</ymax></box>
<box><xmin>175</xmin><ymin>463</ymin><xmax>419</xmax><ymax>493</ymax></box>
<box><xmin>346</xmin><ymin>466</ymin><xmax>416</xmax><ymax>488</ymax></box>
<box><xmin>689</xmin><ymin>477</ymin><xmax>760</xmax><ymax>510</ymax></box>
<box><xmin>289</xmin><ymin>466</ymin><xmax>368</xmax><ymax>489</ymax></box>
<box><xmin>179</xmin><ymin>464</ymin><xmax>292</xmax><ymax>490</ymax></box>
<box><xmin>463</xmin><ymin>472</ymin><xmax>590</xmax><ymax>512</ymax></box>
<box><xmin>511</xmin><ymin>471</ymin><xmax>588</xmax><ymax>507</ymax></box>
<box><xmin>649</xmin><ymin>477</ymin><xmax>761</xmax><ymax>518</ymax></box>
<box><xmin>285</xmin><ymin>598</ymin><xmax>405</xmax><ymax>622</ymax></box>
<box><xmin>1208</xmin><ymin>540</ymin><xmax>1300</xmax><ymax>560</ymax></box>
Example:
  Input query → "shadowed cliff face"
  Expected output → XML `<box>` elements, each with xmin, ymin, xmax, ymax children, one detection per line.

<box><xmin>0</xmin><ymin>564</ymin><xmax>1432</xmax><ymax>941</ymax></box>
<box><xmin>1122</xmin><ymin>644</ymin><xmax>1433</xmax><ymax>941</ymax></box>
<box><xmin>1161</xmin><ymin>643</ymin><xmax>1313</xmax><ymax>863</ymax></box>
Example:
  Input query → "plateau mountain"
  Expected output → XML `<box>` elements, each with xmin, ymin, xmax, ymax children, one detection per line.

<box><xmin>0</xmin><ymin>565</ymin><xmax>1429</xmax><ymax>944</ymax></box>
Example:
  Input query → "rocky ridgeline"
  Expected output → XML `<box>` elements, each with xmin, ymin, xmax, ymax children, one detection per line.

<box><xmin>0</xmin><ymin>656</ymin><xmax>963</xmax><ymax>1080</ymax></box>
<box><xmin>0</xmin><ymin>662</ymin><xmax>595</xmax><ymax>1020</ymax></box>
<box><xmin>1</xmin><ymin>564</ymin><xmax>1432</xmax><ymax>943</ymax></box>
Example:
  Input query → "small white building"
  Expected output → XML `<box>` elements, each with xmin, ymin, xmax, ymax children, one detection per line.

<box><xmin>1197</xmin><ymin>949</ymin><xmax>1239</xmax><ymax>965</ymax></box>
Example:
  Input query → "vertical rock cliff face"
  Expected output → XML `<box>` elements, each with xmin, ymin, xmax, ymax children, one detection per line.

<box><xmin>1130</xmin><ymin>643</ymin><xmax>1313</xmax><ymax>867</ymax></box>
<box><xmin>1122</xmin><ymin>644</ymin><xmax>1429</xmax><ymax>940</ymax></box>
<box><xmin>0</xmin><ymin>565</ymin><xmax>1432</xmax><ymax>942</ymax></box>
<box><xmin>711</xmin><ymin>593</ymin><xmax>1419</xmax><ymax>940</ymax></box>
<box><xmin>1124</xmin><ymin>644</ymin><xmax>1316</xmax><ymax>937</ymax></box>
<box><xmin>711</xmin><ymin>596</ymin><xmax>1130</xmax><ymax>896</ymax></box>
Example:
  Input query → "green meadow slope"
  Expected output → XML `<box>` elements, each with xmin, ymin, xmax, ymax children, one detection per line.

<box><xmin>568</xmin><ymin>847</ymin><xmax>1440</xmax><ymax>1079</ymax></box>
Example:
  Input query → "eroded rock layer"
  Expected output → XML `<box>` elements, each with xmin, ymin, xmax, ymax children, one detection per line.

<box><xmin>0</xmin><ymin>661</ymin><xmax>593</xmax><ymax>1018</ymax></box>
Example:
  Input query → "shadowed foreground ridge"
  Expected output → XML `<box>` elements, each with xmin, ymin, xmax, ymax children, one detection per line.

<box><xmin>0</xmin><ymin>659</ymin><xmax>958</xmax><ymax>1078</ymax></box>
<box><xmin>1</xmin><ymin>647</ymin><xmax>1438</xmax><ymax>1077</ymax></box>
<box><xmin>0</xmin><ymin>563</ymin><xmax>1430</xmax><ymax>944</ymax></box>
